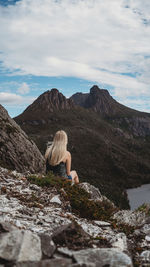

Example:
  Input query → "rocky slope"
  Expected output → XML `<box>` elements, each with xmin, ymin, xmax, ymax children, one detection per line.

<box><xmin>0</xmin><ymin>104</ymin><xmax>45</xmax><ymax>173</ymax></box>
<box><xmin>0</xmin><ymin>166</ymin><xmax>150</xmax><ymax>266</ymax></box>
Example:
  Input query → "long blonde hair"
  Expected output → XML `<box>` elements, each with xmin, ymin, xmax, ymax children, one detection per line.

<box><xmin>46</xmin><ymin>130</ymin><xmax>68</xmax><ymax>166</ymax></box>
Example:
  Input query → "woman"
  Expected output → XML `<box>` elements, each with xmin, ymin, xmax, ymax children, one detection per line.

<box><xmin>45</xmin><ymin>130</ymin><xmax>79</xmax><ymax>184</ymax></box>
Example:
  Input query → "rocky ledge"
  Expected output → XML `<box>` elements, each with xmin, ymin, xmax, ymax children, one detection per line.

<box><xmin>0</xmin><ymin>167</ymin><xmax>150</xmax><ymax>267</ymax></box>
<box><xmin>0</xmin><ymin>105</ymin><xmax>45</xmax><ymax>173</ymax></box>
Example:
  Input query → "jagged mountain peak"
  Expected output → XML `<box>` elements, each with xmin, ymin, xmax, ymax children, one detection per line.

<box><xmin>70</xmin><ymin>85</ymin><xmax>117</xmax><ymax>115</ymax></box>
<box><xmin>34</xmin><ymin>88</ymin><xmax>73</xmax><ymax>108</ymax></box>
<box><xmin>90</xmin><ymin>85</ymin><xmax>110</xmax><ymax>96</ymax></box>
<box><xmin>15</xmin><ymin>88</ymin><xmax>74</xmax><ymax>122</ymax></box>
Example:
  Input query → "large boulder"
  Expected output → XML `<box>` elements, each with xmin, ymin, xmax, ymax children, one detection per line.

<box><xmin>0</xmin><ymin>230</ymin><xmax>42</xmax><ymax>262</ymax></box>
<box><xmin>73</xmin><ymin>248</ymin><xmax>133</xmax><ymax>267</ymax></box>
<box><xmin>0</xmin><ymin>104</ymin><xmax>45</xmax><ymax>173</ymax></box>
<box><xmin>79</xmin><ymin>182</ymin><xmax>103</xmax><ymax>201</ymax></box>
<box><xmin>113</xmin><ymin>210</ymin><xmax>147</xmax><ymax>227</ymax></box>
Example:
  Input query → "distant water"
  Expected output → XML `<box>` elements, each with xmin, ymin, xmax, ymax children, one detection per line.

<box><xmin>127</xmin><ymin>184</ymin><xmax>150</xmax><ymax>210</ymax></box>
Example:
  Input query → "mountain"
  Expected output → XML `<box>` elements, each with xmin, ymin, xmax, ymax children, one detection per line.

<box><xmin>18</xmin><ymin>88</ymin><xmax>74</xmax><ymax>122</ymax></box>
<box><xmin>14</xmin><ymin>86</ymin><xmax>150</xmax><ymax>208</ymax></box>
<box><xmin>0</xmin><ymin>104</ymin><xmax>45</xmax><ymax>173</ymax></box>
<box><xmin>70</xmin><ymin>85</ymin><xmax>147</xmax><ymax>117</ymax></box>
<box><xmin>71</xmin><ymin>85</ymin><xmax>150</xmax><ymax>137</ymax></box>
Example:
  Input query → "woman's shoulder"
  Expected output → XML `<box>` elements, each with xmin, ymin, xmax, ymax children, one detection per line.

<box><xmin>64</xmin><ymin>150</ymin><xmax>71</xmax><ymax>160</ymax></box>
<box><xmin>66</xmin><ymin>151</ymin><xmax>71</xmax><ymax>157</ymax></box>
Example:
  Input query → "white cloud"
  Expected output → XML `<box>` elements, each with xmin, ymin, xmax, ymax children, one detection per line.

<box><xmin>0</xmin><ymin>0</ymin><xmax>150</xmax><ymax>107</ymax></box>
<box><xmin>0</xmin><ymin>92</ymin><xmax>35</xmax><ymax>105</ymax></box>
<box><xmin>17</xmin><ymin>82</ymin><xmax>30</xmax><ymax>94</ymax></box>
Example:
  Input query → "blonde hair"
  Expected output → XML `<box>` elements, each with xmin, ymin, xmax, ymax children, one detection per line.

<box><xmin>45</xmin><ymin>130</ymin><xmax>68</xmax><ymax>166</ymax></box>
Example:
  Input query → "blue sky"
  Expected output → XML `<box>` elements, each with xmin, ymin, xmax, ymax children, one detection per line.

<box><xmin>0</xmin><ymin>0</ymin><xmax>150</xmax><ymax>117</ymax></box>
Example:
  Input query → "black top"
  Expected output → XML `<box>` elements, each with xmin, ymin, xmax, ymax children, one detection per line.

<box><xmin>46</xmin><ymin>158</ymin><xmax>68</xmax><ymax>178</ymax></box>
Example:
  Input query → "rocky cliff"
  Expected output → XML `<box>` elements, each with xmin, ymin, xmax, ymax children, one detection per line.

<box><xmin>0</xmin><ymin>104</ymin><xmax>45</xmax><ymax>173</ymax></box>
<box><xmin>0</xmin><ymin>166</ymin><xmax>150</xmax><ymax>266</ymax></box>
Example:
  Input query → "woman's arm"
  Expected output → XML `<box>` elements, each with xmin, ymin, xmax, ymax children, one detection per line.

<box><xmin>66</xmin><ymin>151</ymin><xmax>71</xmax><ymax>176</ymax></box>
<box><xmin>45</xmin><ymin>147</ymin><xmax>51</xmax><ymax>160</ymax></box>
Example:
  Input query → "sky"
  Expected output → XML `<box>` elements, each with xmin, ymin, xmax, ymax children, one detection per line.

<box><xmin>0</xmin><ymin>0</ymin><xmax>150</xmax><ymax>117</ymax></box>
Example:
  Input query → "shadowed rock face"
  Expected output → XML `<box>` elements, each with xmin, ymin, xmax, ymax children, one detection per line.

<box><xmin>70</xmin><ymin>85</ymin><xmax>121</xmax><ymax>115</ymax></box>
<box><xmin>0</xmin><ymin>104</ymin><xmax>45</xmax><ymax>173</ymax></box>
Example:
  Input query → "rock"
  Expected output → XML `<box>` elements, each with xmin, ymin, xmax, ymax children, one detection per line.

<box><xmin>15</xmin><ymin>258</ymin><xmax>73</xmax><ymax>267</ymax></box>
<box><xmin>0</xmin><ymin>230</ymin><xmax>42</xmax><ymax>262</ymax></box>
<box><xmin>110</xmin><ymin>233</ymin><xmax>128</xmax><ymax>252</ymax></box>
<box><xmin>113</xmin><ymin>116</ymin><xmax>150</xmax><ymax>137</ymax></box>
<box><xmin>29</xmin><ymin>184</ymin><xmax>41</xmax><ymax>191</ymax></box>
<box><xmin>113</xmin><ymin>210</ymin><xmax>146</xmax><ymax>226</ymax></box>
<box><xmin>73</xmin><ymin>248</ymin><xmax>133</xmax><ymax>267</ymax></box>
<box><xmin>50</xmin><ymin>195</ymin><xmax>62</xmax><ymax>205</ymax></box>
<box><xmin>77</xmin><ymin>219</ymin><xmax>103</xmax><ymax>238</ymax></box>
<box><xmin>79</xmin><ymin>183</ymin><xmax>103</xmax><ymax>201</ymax></box>
<box><xmin>145</xmin><ymin>235</ymin><xmax>150</xmax><ymax>242</ymax></box>
<box><xmin>57</xmin><ymin>247</ymin><xmax>74</xmax><ymax>257</ymax></box>
<box><xmin>39</xmin><ymin>233</ymin><xmax>56</xmax><ymax>258</ymax></box>
<box><xmin>52</xmin><ymin>222</ymin><xmax>91</xmax><ymax>249</ymax></box>
<box><xmin>0</xmin><ymin>221</ymin><xmax>17</xmax><ymax>233</ymax></box>
<box><xmin>140</xmin><ymin>250</ymin><xmax>150</xmax><ymax>265</ymax></box>
<box><xmin>0</xmin><ymin>104</ymin><xmax>45</xmax><ymax>173</ymax></box>
<box><xmin>141</xmin><ymin>224</ymin><xmax>150</xmax><ymax>235</ymax></box>
<box><xmin>94</xmin><ymin>221</ymin><xmax>111</xmax><ymax>227</ymax></box>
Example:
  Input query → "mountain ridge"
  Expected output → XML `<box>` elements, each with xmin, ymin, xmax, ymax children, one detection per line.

<box><xmin>70</xmin><ymin>85</ymin><xmax>150</xmax><ymax>117</ymax></box>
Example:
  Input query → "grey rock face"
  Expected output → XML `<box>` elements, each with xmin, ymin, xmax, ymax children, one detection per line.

<box><xmin>73</xmin><ymin>248</ymin><xmax>133</xmax><ymax>267</ymax></box>
<box><xmin>39</xmin><ymin>233</ymin><xmax>56</xmax><ymax>258</ymax></box>
<box><xmin>114</xmin><ymin>116</ymin><xmax>150</xmax><ymax>137</ymax></box>
<box><xmin>0</xmin><ymin>230</ymin><xmax>42</xmax><ymax>262</ymax></box>
<box><xmin>0</xmin><ymin>104</ymin><xmax>45</xmax><ymax>173</ymax></box>
<box><xmin>79</xmin><ymin>182</ymin><xmax>103</xmax><ymax>201</ymax></box>
<box><xmin>15</xmin><ymin>258</ymin><xmax>73</xmax><ymax>267</ymax></box>
<box><xmin>113</xmin><ymin>210</ymin><xmax>147</xmax><ymax>227</ymax></box>
<box><xmin>140</xmin><ymin>250</ymin><xmax>150</xmax><ymax>265</ymax></box>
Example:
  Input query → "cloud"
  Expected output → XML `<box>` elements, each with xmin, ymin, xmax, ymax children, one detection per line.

<box><xmin>17</xmin><ymin>82</ymin><xmax>30</xmax><ymax>94</ymax></box>
<box><xmin>0</xmin><ymin>92</ymin><xmax>35</xmax><ymax>105</ymax></box>
<box><xmin>0</xmin><ymin>0</ymin><xmax>150</xmax><ymax>106</ymax></box>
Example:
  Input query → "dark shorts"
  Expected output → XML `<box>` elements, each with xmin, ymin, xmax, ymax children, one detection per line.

<box><xmin>67</xmin><ymin>175</ymin><xmax>72</xmax><ymax>180</ymax></box>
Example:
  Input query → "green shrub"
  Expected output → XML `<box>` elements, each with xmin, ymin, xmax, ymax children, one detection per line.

<box><xmin>136</xmin><ymin>203</ymin><xmax>150</xmax><ymax>216</ymax></box>
<box><xmin>27</xmin><ymin>172</ymin><xmax>117</xmax><ymax>221</ymax></box>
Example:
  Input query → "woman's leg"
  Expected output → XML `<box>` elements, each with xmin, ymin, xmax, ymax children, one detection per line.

<box><xmin>70</xmin><ymin>170</ymin><xmax>79</xmax><ymax>184</ymax></box>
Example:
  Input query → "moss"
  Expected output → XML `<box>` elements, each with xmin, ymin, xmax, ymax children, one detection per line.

<box><xmin>136</xmin><ymin>203</ymin><xmax>150</xmax><ymax>216</ymax></box>
<box><xmin>27</xmin><ymin>173</ymin><xmax>117</xmax><ymax>221</ymax></box>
